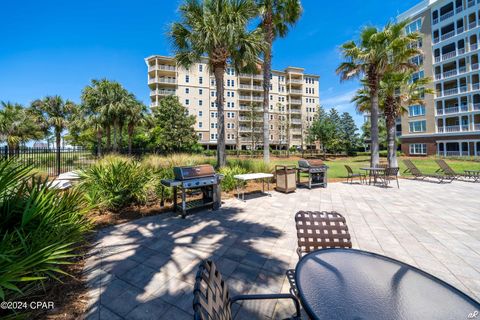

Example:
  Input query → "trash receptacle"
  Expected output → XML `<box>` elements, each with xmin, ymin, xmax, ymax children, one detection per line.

<box><xmin>275</xmin><ymin>165</ymin><xmax>297</xmax><ymax>193</ymax></box>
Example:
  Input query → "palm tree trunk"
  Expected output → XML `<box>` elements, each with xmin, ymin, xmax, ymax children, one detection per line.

<box><xmin>106</xmin><ymin>125</ymin><xmax>111</xmax><ymax>151</ymax></box>
<box><xmin>97</xmin><ymin>126</ymin><xmax>103</xmax><ymax>157</ymax></box>
<box><xmin>386</xmin><ymin>121</ymin><xmax>397</xmax><ymax>168</ymax></box>
<box><xmin>370</xmin><ymin>88</ymin><xmax>380</xmax><ymax>167</ymax></box>
<box><xmin>119</xmin><ymin>122</ymin><xmax>124</xmax><ymax>153</ymax></box>
<box><xmin>214</xmin><ymin>64</ymin><xmax>226</xmax><ymax>168</ymax></box>
<box><xmin>128</xmin><ymin>123</ymin><xmax>134</xmax><ymax>155</ymax></box>
<box><xmin>113</xmin><ymin>120</ymin><xmax>118</xmax><ymax>152</ymax></box>
<box><xmin>55</xmin><ymin>129</ymin><xmax>61</xmax><ymax>176</ymax></box>
<box><xmin>262</xmin><ymin>17</ymin><xmax>274</xmax><ymax>164</ymax></box>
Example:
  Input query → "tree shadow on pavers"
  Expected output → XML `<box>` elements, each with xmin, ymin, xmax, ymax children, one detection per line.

<box><xmin>84</xmin><ymin>206</ymin><xmax>299</xmax><ymax>319</ymax></box>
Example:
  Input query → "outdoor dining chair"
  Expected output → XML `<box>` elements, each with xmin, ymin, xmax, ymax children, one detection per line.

<box><xmin>344</xmin><ymin>165</ymin><xmax>366</xmax><ymax>184</ymax></box>
<box><xmin>380</xmin><ymin>167</ymin><xmax>400</xmax><ymax>188</ymax></box>
<box><xmin>287</xmin><ymin>211</ymin><xmax>352</xmax><ymax>295</ymax></box>
<box><xmin>294</xmin><ymin>211</ymin><xmax>352</xmax><ymax>259</ymax></box>
<box><xmin>193</xmin><ymin>260</ymin><xmax>301</xmax><ymax>320</ymax></box>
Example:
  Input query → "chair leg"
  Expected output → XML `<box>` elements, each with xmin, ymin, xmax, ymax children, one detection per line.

<box><xmin>396</xmin><ymin>177</ymin><xmax>399</xmax><ymax>189</ymax></box>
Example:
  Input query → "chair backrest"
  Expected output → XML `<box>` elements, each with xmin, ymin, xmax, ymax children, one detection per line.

<box><xmin>344</xmin><ymin>165</ymin><xmax>353</xmax><ymax>174</ymax></box>
<box><xmin>385</xmin><ymin>167</ymin><xmax>400</xmax><ymax>177</ymax></box>
<box><xmin>403</xmin><ymin>159</ymin><xmax>422</xmax><ymax>176</ymax></box>
<box><xmin>435</xmin><ymin>159</ymin><xmax>455</xmax><ymax>175</ymax></box>
<box><xmin>193</xmin><ymin>260</ymin><xmax>232</xmax><ymax>320</ymax></box>
<box><xmin>295</xmin><ymin>211</ymin><xmax>352</xmax><ymax>255</ymax></box>
<box><xmin>376</xmin><ymin>163</ymin><xmax>388</xmax><ymax>169</ymax></box>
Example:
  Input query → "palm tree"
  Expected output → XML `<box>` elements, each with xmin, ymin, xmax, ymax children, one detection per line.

<box><xmin>337</xmin><ymin>26</ymin><xmax>391</xmax><ymax>167</ymax></box>
<box><xmin>31</xmin><ymin>96</ymin><xmax>76</xmax><ymax>175</ymax></box>
<box><xmin>125</xmin><ymin>97</ymin><xmax>147</xmax><ymax>155</ymax></box>
<box><xmin>170</xmin><ymin>0</ymin><xmax>264</xmax><ymax>168</ymax></box>
<box><xmin>257</xmin><ymin>0</ymin><xmax>302</xmax><ymax>163</ymax></box>
<box><xmin>0</xmin><ymin>102</ymin><xmax>43</xmax><ymax>151</ymax></box>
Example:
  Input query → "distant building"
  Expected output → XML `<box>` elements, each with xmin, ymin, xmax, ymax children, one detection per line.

<box><xmin>145</xmin><ymin>55</ymin><xmax>320</xmax><ymax>150</ymax></box>
<box><xmin>398</xmin><ymin>0</ymin><xmax>480</xmax><ymax>156</ymax></box>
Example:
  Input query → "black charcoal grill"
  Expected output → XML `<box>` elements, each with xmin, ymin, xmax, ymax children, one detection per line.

<box><xmin>160</xmin><ymin>165</ymin><xmax>223</xmax><ymax>218</ymax></box>
<box><xmin>297</xmin><ymin>159</ymin><xmax>328</xmax><ymax>189</ymax></box>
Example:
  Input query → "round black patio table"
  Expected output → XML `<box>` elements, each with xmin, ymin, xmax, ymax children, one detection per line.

<box><xmin>295</xmin><ymin>248</ymin><xmax>480</xmax><ymax>320</ymax></box>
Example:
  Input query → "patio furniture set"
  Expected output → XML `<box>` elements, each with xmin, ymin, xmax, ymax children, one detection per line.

<box><xmin>345</xmin><ymin>164</ymin><xmax>400</xmax><ymax>188</ymax></box>
<box><xmin>193</xmin><ymin>211</ymin><xmax>480</xmax><ymax>319</ymax></box>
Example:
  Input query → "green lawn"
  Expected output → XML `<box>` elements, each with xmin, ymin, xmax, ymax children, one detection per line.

<box><xmin>270</xmin><ymin>156</ymin><xmax>480</xmax><ymax>179</ymax></box>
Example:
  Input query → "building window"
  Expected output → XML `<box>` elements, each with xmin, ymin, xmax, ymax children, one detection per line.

<box><xmin>211</xmin><ymin>91</ymin><xmax>215</xmax><ymax>97</ymax></box>
<box><xmin>185</xmin><ymin>75</ymin><xmax>190</xmax><ymax>83</ymax></box>
<box><xmin>409</xmin><ymin>143</ymin><xmax>427</xmax><ymax>155</ymax></box>
<box><xmin>199</xmin><ymin>76</ymin><xmax>203</xmax><ymax>84</ymax></box>
<box><xmin>406</xmin><ymin>18</ymin><xmax>422</xmax><ymax>34</ymax></box>
<box><xmin>198</xmin><ymin>111</ymin><xmax>202</xmax><ymax>116</ymax></box>
<box><xmin>409</xmin><ymin>120</ymin><xmax>426</xmax><ymax>133</ymax></box>
<box><xmin>198</xmin><ymin>122</ymin><xmax>203</xmax><ymax>128</ymax></box>
<box><xmin>199</xmin><ymin>64</ymin><xmax>203</xmax><ymax>72</ymax></box>
<box><xmin>199</xmin><ymin>100</ymin><xmax>203</xmax><ymax>106</ymax></box>
<box><xmin>408</xmin><ymin>105</ymin><xmax>425</xmax><ymax>117</ymax></box>
<box><xmin>198</xmin><ymin>133</ymin><xmax>202</xmax><ymax>139</ymax></box>
<box><xmin>199</xmin><ymin>89</ymin><xmax>203</xmax><ymax>95</ymax></box>
<box><xmin>185</xmin><ymin>88</ymin><xmax>189</xmax><ymax>94</ymax></box>
<box><xmin>185</xmin><ymin>99</ymin><xmax>190</xmax><ymax>105</ymax></box>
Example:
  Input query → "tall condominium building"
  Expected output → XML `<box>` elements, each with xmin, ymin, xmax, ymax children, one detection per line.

<box><xmin>398</xmin><ymin>0</ymin><xmax>479</xmax><ymax>156</ymax></box>
<box><xmin>145</xmin><ymin>55</ymin><xmax>320</xmax><ymax>150</ymax></box>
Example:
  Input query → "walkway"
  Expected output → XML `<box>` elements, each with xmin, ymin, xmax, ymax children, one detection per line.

<box><xmin>84</xmin><ymin>179</ymin><xmax>480</xmax><ymax>319</ymax></box>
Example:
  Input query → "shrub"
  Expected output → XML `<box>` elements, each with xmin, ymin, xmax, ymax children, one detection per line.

<box><xmin>227</xmin><ymin>159</ymin><xmax>274</xmax><ymax>173</ymax></box>
<box><xmin>219</xmin><ymin>166</ymin><xmax>247</xmax><ymax>192</ymax></box>
<box><xmin>77</xmin><ymin>156</ymin><xmax>152</xmax><ymax>210</ymax></box>
<box><xmin>0</xmin><ymin>159</ymin><xmax>90</xmax><ymax>302</ymax></box>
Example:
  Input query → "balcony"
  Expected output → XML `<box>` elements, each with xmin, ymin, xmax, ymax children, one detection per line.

<box><xmin>472</xmin><ymin>63</ymin><xmax>479</xmax><ymax>70</ymax></box>
<box><xmin>288</xmin><ymin>79</ymin><xmax>303</xmax><ymax>84</ymax></box>
<box><xmin>438</xmin><ymin>125</ymin><xmax>469</xmax><ymax>133</ymax></box>
<box><xmin>148</xmin><ymin>64</ymin><xmax>176</xmax><ymax>72</ymax></box>
<box><xmin>473</xmin><ymin>83</ymin><xmax>480</xmax><ymax>91</ymax></box>
<box><xmin>290</xmin><ymin>99</ymin><xmax>302</xmax><ymax>105</ymax></box>
<box><xmin>473</xmin><ymin>103</ymin><xmax>480</xmax><ymax>110</ymax></box>
<box><xmin>471</xmin><ymin>43</ymin><xmax>478</xmax><ymax>51</ymax></box>
<box><xmin>469</xmin><ymin>21</ymin><xmax>477</xmax><ymax>30</ymax></box>
<box><xmin>290</xmin><ymin>119</ymin><xmax>302</xmax><ymax>124</ymax></box>
<box><xmin>150</xmin><ymin>102</ymin><xmax>160</xmax><ymax>108</ymax></box>
<box><xmin>150</xmin><ymin>89</ymin><xmax>176</xmax><ymax>97</ymax></box>
<box><xmin>468</xmin><ymin>0</ymin><xmax>475</xmax><ymax>7</ymax></box>
<box><xmin>290</xmin><ymin>109</ymin><xmax>302</xmax><ymax>114</ymax></box>
<box><xmin>289</xmin><ymin>89</ymin><xmax>303</xmax><ymax>94</ymax></box>
<box><xmin>475</xmin><ymin>124</ymin><xmax>480</xmax><ymax>131</ymax></box>
<box><xmin>148</xmin><ymin>77</ymin><xmax>177</xmax><ymax>85</ymax></box>
<box><xmin>239</xmin><ymin>73</ymin><xmax>263</xmax><ymax>80</ymax></box>
<box><xmin>441</xmin><ymin>30</ymin><xmax>456</xmax><ymax>41</ymax></box>
<box><xmin>439</xmin><ymin>10</ymin><xmax>454</xmax><ymax>22</ymax></box>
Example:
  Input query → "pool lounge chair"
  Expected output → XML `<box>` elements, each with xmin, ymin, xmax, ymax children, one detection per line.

<box><xmin>435</xmin><ymin>159</ymin><xmax>469</xmax><ymax>180</ymax></box>
<box><xmin>403</xmin><ymin>159</ymin><xmax>453</xmax><ymax>183</ymax></box>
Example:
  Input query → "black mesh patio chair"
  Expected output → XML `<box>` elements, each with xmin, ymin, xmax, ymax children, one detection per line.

<box><xmin>193</xmin><ymin>260</ymin><xmax>301</xmax><ymax>320</ymax></box>
<box><xmin>375</xmin><ymin>163</ymin><xmax>389</xmax><ymax>169</ymax></box>
<box><xmin>344</xmin><ymin>165</ymin><xmax>365</xmax><ymax>184</ymax></box>
<box><xmin>403</xmin><ymin>159</ymin><xmax>454</xmax><ymax>183</ymax></box>
<box><xmin>380</xmin><ymin>167</ymin><xmax>400</xmax><ymax>188</ymax></box>
<box><xmin>287</xmin><ymin>211</ymin><xmax>352</xmax><ymax>296</ymax></box>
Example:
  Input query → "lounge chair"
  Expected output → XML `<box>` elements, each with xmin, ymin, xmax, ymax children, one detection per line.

<box><xmin>193</xmin><ymin>260</ymin><xmax>301</xmax><ymax>320</ymax></box>
<box><xmin>403</xmin><ymin>159</ymin><xmax>453</xmax><ymax>183</ymax></box>
<box><xmin>344</xmin><ymin>165</ymin><xmax>366</xmax><ymax>184</ymax></box>
<box><xmin>435</xmin><ymin>159</ymin><xmax>469</xmax><ymax>180</ymax></box>
<box><xmin>380</xmin><ymin>167</ymin><xmax>400</xmax><ymax>188</ymax></box>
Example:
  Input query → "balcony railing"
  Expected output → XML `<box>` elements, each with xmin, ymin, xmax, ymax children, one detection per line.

<box><xmin>148</xmin><ymin>64</ymin><xmax>176</xmax><ymax>72</ymax></box>
<box><xmin>439</xmin><ymin>10</ymin><xmax>454</xmax><ymax>22</ymax></box>
<box><xmin>442</xmin><ymin>88</ymin><xmax>459</xmax><ymax>96</ymax></box>
<box><xmin>472</xmin><ymin>83</ymin><xmax>480</xmax><ymax>90</ymax></box>
<box><xmin>472</xmin><ymin>63</ymin><xmax>479</xmax><ymax>70</ymax></box>
<box><xmin>469</xmin><ymin>21</ymin><xmax>477</xmax><ymax>30</ymax></box>
<box><xmin>475</xmin><ymin>124</ymin><xmax>480</xmax><ymax>131</ymax></box>
<box><xmin>150</xmin><ymin>89</ymin><xmax>176</xmax><ymax>96</ymax></box>
<box><xmin>290</xmin><ymin>109</ymin><xmax>302</xmax><ymax>114</ymax></box>
<box><xmin>444</xmin><ymin>106</ymin><xmax>459</xmax><ymax>114</ymax></box>
<box><xmin>471</xmin><ymin>43</ymin><xmax>478</xmax><ymax>51</ymax></box>
<box><xmin>468</xmin><ymin>0</ymin><xmax>475</xmax><ymax>7</ymax></box>
<box><xmin>445</xmin><ymin>151</ymin><xmax>461</xmax><ymax>156</ymax></box>
<box><xmin>290</xmin><ymin>99</ymin><xmax>302</xmax><ymax>104</ymax></box>
<box><xmin>474</xmin><ymin>103</ymin><xmax>480</xmax><ymax>111</ymax></box>
<box><xmin>290</xmin><ymin>119</ymin><xmax>302</xmax><ymax>124</ymax></box>
<box><xmin>239</xmin><ymin>73</ymin><xmax>263</xmax><ymax>80</ymax></box>
<box><xmin>289</xmin><ymin>89</ymin><xmax>303</xmax><ymax>94</ymax></box>
<box><xmin>441</xmin><ymin>30</ymin><xmax>456</xmax><ymax>41</ymax></box>
<box><xmin>288</xmin><ymin>79</ymin><xmax>303</xmax><ymax>84</ymax></box>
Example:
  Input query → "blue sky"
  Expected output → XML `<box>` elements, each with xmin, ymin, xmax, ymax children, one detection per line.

<box><xmin>0</xmin><ymin>0</ymin><xmax>421</xmax><ymax>128</ymax></box>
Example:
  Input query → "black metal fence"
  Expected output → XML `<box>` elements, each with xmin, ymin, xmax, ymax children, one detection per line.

<box><xmin>1</xmin><ymin>146</ymin><xmax>98</xmax><ymax>176</ymax></box>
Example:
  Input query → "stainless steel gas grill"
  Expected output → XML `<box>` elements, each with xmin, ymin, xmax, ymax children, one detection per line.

<box><xmin>160</xmin><ymin>165</ymin><xmax>223</xmax><ymax>218</ymax></box>
<box><xmin>297</xmin><ymin>159</ymin><xmax>328</xmax><ymax>189</ymax></box>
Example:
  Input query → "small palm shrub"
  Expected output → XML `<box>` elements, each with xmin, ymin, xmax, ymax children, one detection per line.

<box><xmin>219</xmin><ymin>166</ymin><xmax>247</xmax><ymax>192</ymax></box>
<box><xmin>77</xmin><ymin>156</ymin><xmax>152</xmax><ymax>210</ymax></box>
<box><xmin>0</xmin><ymin>159</ymin><xmax>90</xmax><ymax>301</ymax></box>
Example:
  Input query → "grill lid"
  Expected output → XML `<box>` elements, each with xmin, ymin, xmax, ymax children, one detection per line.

<box><xmin>298</xmin><ymin>159</ymin><xmax>325</xmax><ymax>168</ymax></box>
<box><xmin>173</xmin><ymin>164</ymin><xmax>216</xmax><ymax>180</ymax></box>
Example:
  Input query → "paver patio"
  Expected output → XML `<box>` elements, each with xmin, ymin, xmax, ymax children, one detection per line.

<box><xmin>84</xmin><ymin>179</ymin><xmax>480</xmax><ymax>319</ymax></box>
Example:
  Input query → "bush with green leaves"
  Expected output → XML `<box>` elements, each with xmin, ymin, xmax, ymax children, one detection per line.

<box><xmin>0</xmin><ymin>159</ymin><xmax>90</xmax><ymax>302</ymax></box>
<box><xmin>77</xmin><ymin>156</ymin><xmax>152</xmax><ymax>210</ymax></box>
<box><xmin>219</xmin><ymin>166</ymin><xmax>247</xmax><ymax>192</ymax></box>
